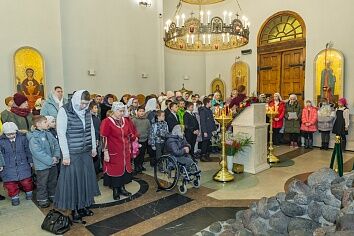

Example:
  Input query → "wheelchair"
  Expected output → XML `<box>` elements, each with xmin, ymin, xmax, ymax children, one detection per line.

<box><xmin>154</xmin><ymin>154</ymin><xmax>201</xmax><ymax>194</ymax></box>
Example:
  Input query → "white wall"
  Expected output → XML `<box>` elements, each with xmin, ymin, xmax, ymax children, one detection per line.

<box><xmin>164</xmin><ymin>0</ymin><xmax>354</xmax><ymax>113</ymax></box>
<box><xmin>60</xmin><ymin>0</ymin><xmax>165</xmax><ymax>97</ymax></box>
<box><xmin>0</xmin><ymin>0</ymin><xmax>64</xmax><ymax>111</ymax></box>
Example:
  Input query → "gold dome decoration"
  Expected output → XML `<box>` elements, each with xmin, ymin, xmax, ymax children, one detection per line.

<box><xmin>181</xmin><ymin>0</ymin><xmax>224</xmax><ymax>5</ymax></box>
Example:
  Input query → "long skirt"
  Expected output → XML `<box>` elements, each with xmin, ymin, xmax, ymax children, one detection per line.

<box><xmin>54</xmin><ymin>151</ymin><xmax>100</xmax><ymax>210</ymax></box>
<box><xmin>103</xmin><ymin>172</ymin><xmax>132</xmax><ymax>188</ymax></box>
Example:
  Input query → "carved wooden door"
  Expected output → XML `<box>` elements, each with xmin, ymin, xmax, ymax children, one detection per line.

<box><xmin>258</xmin><ymin>53</ymin><xmax>281</xmax><ymax>97</ymax></box>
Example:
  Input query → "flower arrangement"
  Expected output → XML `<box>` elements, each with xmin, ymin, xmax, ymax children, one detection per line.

<box><xmin>225</xmin><ymin>132</ymin><xmax>254</xmax><ymax>156</ymax></box>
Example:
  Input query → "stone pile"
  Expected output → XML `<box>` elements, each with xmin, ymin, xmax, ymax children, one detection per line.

<box><xmin>197</xmin><ymin>168</ymin><xmax>354</xmax><ymax>236</ymax></box>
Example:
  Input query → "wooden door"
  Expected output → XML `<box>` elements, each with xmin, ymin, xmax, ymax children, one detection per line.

<box><xmin>258</xmin><ymin>53</ymin><xmax>281</xmax><ymax>96</ymax></box>
<box><xmin>281</xmin><ymin>49</ymin><xmax>305</xmax><ymax>104</ymax></box>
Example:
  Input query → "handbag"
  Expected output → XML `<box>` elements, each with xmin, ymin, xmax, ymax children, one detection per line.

<box><xmin>41</xmin><ymin>209</ymin><xmax>71</xmax><ymax>235</ymax></box>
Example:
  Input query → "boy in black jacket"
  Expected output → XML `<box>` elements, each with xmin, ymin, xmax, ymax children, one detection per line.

<box><xmin>183</xmin><ymin>102</ymin><xmax>199</xmax><ymax>158</ymax></box>
<box><xmin>89</xmin><ymin>101</ymin><xmax>101</xmax><ymax>174</ymax></box>
<box><xmin>199</xmin><ymin>98</ymin><xmax>216</xmax><ymax>162</ymax></box>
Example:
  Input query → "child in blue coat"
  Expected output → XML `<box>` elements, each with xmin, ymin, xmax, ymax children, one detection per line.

<box><xmin>0</xmin><ymin>122</ymin><xmax>33</xmax><ymax>206</ymax></box>
<box><xmin>27</xmin><ymin>115</ymin><xmax>60</xmax><ymax>208</ymax></box>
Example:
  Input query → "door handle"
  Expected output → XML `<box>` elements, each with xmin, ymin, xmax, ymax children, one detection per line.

<box><xmin>259</xmin><ymin>66</ymin><xmax>273</xmax><ymax>71</ymax></box>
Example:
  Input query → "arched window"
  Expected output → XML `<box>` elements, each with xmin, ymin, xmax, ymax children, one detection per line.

<box><xmin>258</xmin><ymin>11</ymin><xmax>305</xmax><ymax>46</ymax></box>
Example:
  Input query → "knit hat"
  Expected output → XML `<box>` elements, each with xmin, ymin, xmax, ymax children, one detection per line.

<box><xmin>13</xmin><ymin>93</ymin><xmax>28</xmax><ymax>107</ymax></box>
<box><xmin>338</xmin><ymin>98</ymin><xmax>347</xmax><ymax>106</ymax></box>
<box><xmin>2</xmin><ymin>122</ymin><xmax>18</xmax><ymax>134</ymax></box>
<box><xmin>4</xmin><ymin>96</ymin><xmax>13</xmax><ymax>106</ymax></box>
<box><xmin>111</xmin><ymin>102</ymin><xmax>126</xmax><ymax>112</ymax></box>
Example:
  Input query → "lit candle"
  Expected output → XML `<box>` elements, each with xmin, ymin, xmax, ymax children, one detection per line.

<box><xmin>222</xmin><ymin>33</ymin><xmax>225</xmax><ymax>43</ymax></box>
<box><xmin>176</xmin><ymin>15</ymin><xmax>180</xmax><ymax>27</ymax></box>
<box><xmin>174</xmin><ymin>32</ymin><xmax>177</xmax><ymax>42</ymax></box>
<box><xmin>186</xmin><ymin>34</ymin><xmax>190</xmax><ymax>44</ymax></box>
<box><xmin>207</xmin><ymin>11</ymin><xmax>211</xmax><ymax>23</ymax></box>
<box><xmin>208</xmin><ymin>34</ymin><xmax>211</xmax><ymax>44</ymax></box>
<box><xmin>223</xmin><ymin>11</ymin><xmax>227</xmax><ymax>23</ymax></box>
<box><xmin>203</xmin><ymin>34</ymin><xmax>206</xmax><ymax>44</ymax></box>
<box><xmin>228</xmin><ymin>12</ymin><xmax>232</xmax><ymax>24</ymax></box>
<box><xmin>181</xmin><ymin>14</ymin><xmax>185</xmax><ymax>26</ymax></box>
<box><xmin>227</xmin><ymin>33</ymin><xmax>230</xmax><ymax>43</ymax></box>
<box><xmin>200</xmin><ymin>11</ymin><xmax>204</xmax><ymax>24</ymax></box>
<box><xmin>191</xmin><ymin>34</ymin><xmax>195</xmax><ymax>44</ymax></box>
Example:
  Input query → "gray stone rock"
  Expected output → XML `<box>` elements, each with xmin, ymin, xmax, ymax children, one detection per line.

<box><xmin>219</xmin><ymin>230</ymin><xmax>234</xmax><ymax>236</ymax></box>
<box><xmin>326</xmin><ymin>231</ymin><xmax>354</xmax><ymax>236</ymax></box>
<box><xmin>294</xmin><ymin>193</ymin><xmax>311</xmax><ymax>205</ymax></box>
<box><xmin>223</xmin><ymin>224</ymin><xmax>233</xmax><ymax>231</ymax></box>
<box><xmin>313</xmin><ymin>225</ymin><xmax>336</xmax><ymax>236</ymax></box>
<box><xmin>312</xmin><ymin>183</ymin><xmax>331</xmax><ymax>202</ymax></box>
<box><xmin>289</xmin><ymin>229</ymin><xmax>313</xmax><ymax>236</ymax></box>
<box><xmin>308</xmin><ymin>201</ymin><xmax>323</xmax><ymax>222</ymax></box>
<box><xmin>248</xmin><ymin>218</ymin><xmax>268</xmax><ymax>235</ymax></box>
<box><xmin>241</xmin><ymin>209</ymin><xmax>258</xmax><ymax>228</ymax></box>
<box><xmin>257</xmin><ymin>197</ymin><xmax>271</xmax><ymax>219</ymax></box>
<box><xmin>270</xmin><ymin>216</ymin><xmax>289</xmax><ymax>234</ymax></box>
<box><xmin>200</xmin><ymin>230</ymin><xmax>215</xmax><ymax>236</ymax></box>
<box><xmin>267</xmin><ymin>196</ymin><xmax>280</xmax><ymax>211</ymax></box>
<box><xmin>266</xmin><ymin>230</ymin><xmax>285</xmax><ymax>236</ymax></box>
<box><xmin>225</xmin><ymin>218</ymin><xmax>236</xmax><ymax>225</ymax></box>
<box><xmin>336</xmin><ymin>214</ymin><xmax>354</xmax><ymax>231</ymax></box>
<box><xmin>231</xmin><ymin>220</ymin><xmax>245</xmax><ymax>232</ymax></box>
<box><xmin>276</xmin><ymin>192</ymin><xmax>286</xmax><ymax>203</ymax></box>
<box><xmin>343</xmin><ymin>171</ymin><xmax>354</xmax><ymax>188</ymax></box>
<box><xmin>331</xmin><ymin>185</ymin><xmax>346</xmax><ymax>200</ymax></box>
<box><xmin>324</xmin><ymin>192</ymin><xmax>341</xmax><ymax>208</ymax></box>
<box><xmin>322</xmin><ymin>205</ymin><xmax>340</xmax><ymax>223</ymax></box>
<box><xmin>307</xmin><ymin>168</ymin><xmax>338</xmax><ymax>188</ymax></box>
<box><xmin>288</xmin><ymin>179</ymin><xmax>311</xmax><ymax>195</ymax></box>
<box><xmin>285</xmin><ymin>191</ymin><xmax>297</xmax><ymax>201</ymax></box>
<box><xmin>235</xmin><ymin>210</ymin><xmax>245</xmax><ymax>221</ymax></box>
<box><xmin>236</xmin><ymin>228</ymin><xmax>253</xmax><ymax>236</ymax></box>
<box><xmin>340</xmin><ymin>202</ymin><xmax>354</xmax><ymax>215</ymax></box>
<box><xmin>280</xmin><ymin>201</ymin><xmax>306</xmax><ymax>217</ymax></box>
<box><xmin>287</xmin><ymin>217</ymin><xmax>320</xmax><ymax>233</ymax></box>
<box><xmin>341</xmin><ymin>188</ymin><xmax>354</xmax><ymax>208</ymax></box>
<box><xmin>209</xmin><ymin>222</ymin><xmax>222</xmax><ymax>233</ymax></box>
<box><xmin>331</xmin><ymin>177</ymin><xmax>346</xmax><ymax>185</ymax></box>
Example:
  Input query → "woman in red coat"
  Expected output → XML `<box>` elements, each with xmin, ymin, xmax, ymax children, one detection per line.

<box><xmin>101</xmin><ymin>102</ymin><xmax>137</xmax><ymax>200</ymax></box>
<box><xmin>268</xmin><ymin>93</ymin><xmax>285</xmax><ymax>145</ymax></box>
<box><xmin>300</xmin><ymin>100</ymin><xmax>318</xmax><ymax>149</ymax></box>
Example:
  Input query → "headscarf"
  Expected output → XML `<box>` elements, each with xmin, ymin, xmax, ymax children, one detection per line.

<box><xmin>171</xmin><ymin>125</ymin><xmax>184</xmax><ymax>138</ymax></box>
<box><xmin>127</xmin><ymin>97</ymin><xmax>135</xmax><ymax>108</ymax></box>
<box><xmin>71</xmin><ymin>90</ymin><xmax>89</xmax><ymax>121</ymax></box>
<box><xmin>274</xmin><ymin>93</ymin><xmax>283</xmax><ymax>101</ymax></box>
<box><xmin>338</xmin><ymin>98</ymin><xmax>348</xmax><ymax>107</ymax></box>
<box><xmin>111</xmin><ymin>102</ymin><xmax>126</xmax><ymax>112</ymax></box>
<box><xmin>52</xmin><ymin>91</ymin><xmax>64</xmax><ymax>108</ymax></box>
<box><xmin>145</xmin><ymin>98</ymin><xmax>157</xmax><ymax>113</ymax></box>
<box><xmin>2</xmin><ymin>122</ymin><xmax>18</xmax><ymax>134</ymax></box>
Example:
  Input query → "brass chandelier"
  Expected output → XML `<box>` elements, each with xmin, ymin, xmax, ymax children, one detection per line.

<box><xmin>164</xmin><ymin>0</ymin><xmax>250</xmax><ymax>52</ymax></box>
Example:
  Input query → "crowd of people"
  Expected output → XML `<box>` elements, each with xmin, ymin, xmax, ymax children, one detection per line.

<box><xmin>0</xmin><ymin>84</ymin><xmax>350</xmax><ymax>226</ymax></box>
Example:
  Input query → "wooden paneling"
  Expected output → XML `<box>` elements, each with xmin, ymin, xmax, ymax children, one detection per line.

<box><xmin>258</xmin><ymin>53</ymin><xmax>281</xmax><ymax>96</ymax></box>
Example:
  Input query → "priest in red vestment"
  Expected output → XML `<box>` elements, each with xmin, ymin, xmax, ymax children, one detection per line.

<box><xmin>100</xmin><ymin>102</ymin><xmax>137</xmax><ymax>200</ymax></box>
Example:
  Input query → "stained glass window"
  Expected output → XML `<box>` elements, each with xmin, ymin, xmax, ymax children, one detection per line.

<box><xmin>259</xmin><ymin>14</ymin><xmax>304</xmax><ymax>46</ymax></box>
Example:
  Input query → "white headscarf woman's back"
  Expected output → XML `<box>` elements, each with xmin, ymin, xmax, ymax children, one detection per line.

<box><xmin>71</xmin><ymin>90</ymin><xmax>89</xmax><ymax>122</ymax></box>
<box><xmin>145</xmin><ymin>98</ymin><xmax>157</xmax><ymax>112</ymax></box>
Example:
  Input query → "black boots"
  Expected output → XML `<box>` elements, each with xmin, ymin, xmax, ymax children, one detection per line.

<box><xmin>78</xmin><ymin>207</ymin><xmax>94</xmax><ymax>217</ymax></box>
<box><xmin>304</xmin><ymin>139</ymin><xmax>313</xmax><ymax>149</ymax></box>
<box><xmin>113</xmin><ymin>188</ymin><xmax>120</xmax><ymax>200</ymax></box>
<box><xmin>120</xmin><ymin>186</ymin><xmax>132</xmax><ymax>197</ymax></box>
<box><xmin>72</xmin><ymin>210</ymin><xmax>86</xmax><ymax>224</ymax></box>
<box><xmin>309</xmin><ymin>140</ymin><xmax>313</xmax><ymax>149</ymax></box>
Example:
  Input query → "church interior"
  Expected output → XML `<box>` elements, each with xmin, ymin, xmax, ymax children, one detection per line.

<box><xmin>0</xmin><ymin>0</ymin><xmax>354</xmax><ymax>235</ymax></box>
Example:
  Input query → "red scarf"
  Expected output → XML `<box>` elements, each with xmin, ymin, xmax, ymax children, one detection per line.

<box><xmin>11</xmin><ymin>106</ymin><xmax>31</xmax><ymax>117</ymax></box>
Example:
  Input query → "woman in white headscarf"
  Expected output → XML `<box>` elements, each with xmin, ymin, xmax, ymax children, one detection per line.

<box><xmin>100</xmin><ymin>102</ymin><xmax>138</xmax><ymax>201</ymax></box>
<box><xmin>55</xmin><ymin>90</ymin><xmax>100</xmax><ymax>224</ymax></box>
<box><xmin>145</xmin><ymin>98</ymin><xmax>158</xmax><ymax>124</ymax></box>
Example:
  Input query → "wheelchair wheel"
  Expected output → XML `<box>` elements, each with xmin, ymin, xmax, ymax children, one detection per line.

<box><xmin>179</xmin><ymin>182</ymin><xmax>187</xmax><ymax>194</ymax></box>
<box><xmin>154</xmin><ymin>155</ymin><xmax>179</xmax><ymax>191</ymax></box>
<box><xmin>192</xmin><ymin>177</ymin><xmax>201</xmax><ymax>188</ymax></box>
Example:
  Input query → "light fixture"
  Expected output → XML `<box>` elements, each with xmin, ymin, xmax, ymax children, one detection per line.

<box><xmin>164</xmin><ymin>0</ymin><xmax>250</xmax><ymax>52</ymax></box>
<box><xmin>138</xmin><ymin>0</ymin><xmax>151</xmax><ymax>7</ymax></box>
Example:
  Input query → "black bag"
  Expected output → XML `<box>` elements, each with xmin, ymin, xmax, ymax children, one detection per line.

<box><xmin>41</xmin><ymin>209</ymin><xmax>71</xmax><ymax>235</ymax></box>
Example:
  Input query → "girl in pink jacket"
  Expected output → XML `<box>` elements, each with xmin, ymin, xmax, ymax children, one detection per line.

<box><xmin>301</xmin><ymin>100</ymin><xmax>318</xmax><ymax>149</ymax></box>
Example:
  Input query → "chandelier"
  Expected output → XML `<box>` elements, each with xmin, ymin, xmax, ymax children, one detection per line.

<box><xmin>164</xmin><ymin>0</ymin><xmax>250</xmax><ymax>52</ymax></box>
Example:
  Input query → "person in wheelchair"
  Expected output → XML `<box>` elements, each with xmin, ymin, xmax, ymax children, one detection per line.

<box><xmin>165</xmin><ymin>125</ymin><xmax>195</xmax><ymax>170</ymax></box>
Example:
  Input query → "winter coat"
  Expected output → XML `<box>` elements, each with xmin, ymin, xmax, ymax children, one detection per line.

<box><xmin>165</xmin><ymin>134</ymin><xmax>191</xmax><ymax>157</ymax></box>
<box><xmin>166</xmin><ymin>112</ymin><xmax>180</xmax><ymax>132</ymax></box>
<box><xmin>176</xmin><ymin>108</ymin><xmax>185</xmax><ymax>126</ymax></box>
<box><xmin>133</xmin><ymin>116</ymin><xmax>151</xmax><ymax>142</ymax></box>
<box><xmin>100</xmin><ymin>117</ymin><xmax>137</xmax><ymax>176</ymax></box>
<box><xmin>0</xmin><ymin>132</ymin><xmax>33</xmax><ymax>182</ymax></box>
<box><xmin>184</xmin><ymin>111</ymin><xmax>199</xmax><ymax>140</ymax></box>
<box><xmin>41</xmin><ymin>93</ymin><xmax>67</xmax><ymax>118</ymax></box>
<box><xmin>27</xmin><ymin>130</ymin><xmax>61</xmax><ymax>171</ymax></box>
<box><xmin>199</xmin><ymin>106</ymin><xmax>217</xmax><ymax>140</ymax></box>
<box><xmin>1</xmin><ymin>112</ymin><xmax>33</xmax><ymax>131</ymax></box>
<box><xmin>92</xmin><ymin>114</ymin><xmax>101</xmax><ymax>141</ymax></box>
<box><xmin>300</xmin><ymin>106</ymin><xmax>318</xmax><ymax>132</ymax></box>
<box><xmin>284</xmin><ymin>101</ymin><xmax>302</xmax><ymax>133</ymax></box>
<box><xmin>268</xmin><ymin>100</ymin><xmax>285</xmax><ymax>129</ymax></box>
<box><xmin>149</xmin><ymin>121</ymin><xmax>169</xmax><ymax>148</ymax></box>
<box><xmin>317</xmin><ymin>105</ymin><xmax>335</xmax><ymax>131</ymax></box>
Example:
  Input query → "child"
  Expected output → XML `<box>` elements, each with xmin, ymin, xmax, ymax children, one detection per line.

<box><xmin>183</xmin><ymin>102</ymin><xmax>199</xmax><ymax>158</ymax></box>
<box><xmin>45</xmin><ymin>116</ymin><xmax>58</xmax><ymax>139</ymax></box>
<box><xmin>90</xmin><ymin>101</ymin><xmax>102</xmax><ymax>174</ymax></box>
<box><xmin>0</xmin><ymin>122</ymin><xmax>34</xmax><ymax>206</ymax></box>
<box><xmin>133</xmin><ymin>106</ymin><xmax>151</xmax><ymax>173</ymax></box>
<box><xmin>332</xmin><ymin>98</ymin><xmax>350</xmax><ymax>151</ymax></box>
<box><xmin>149</xmin><ymin>110</ymin><xmax>169</xmax><ymax>163</ymax></box>
<box><xmin>317</xmin><ymin>98</ymin><xmax>335</xmax><ymax>150</ymax></box>
<box><xmin>199</xmin><ymin>98</ymin><xmax>217</xmax><ymax>162</ymax></box>
<box><xmin>177</xmin><ymin>100</ymin><xmax>186</xmax><ymax>126</ymax></box>
<box><xmin>27</xmin><ymin>116</ymin><xmax>60</xmax><ymax>208</ymax></box>
<box><xmin>300</xmin><ymin>100</ymin><xmax>318</xmax><ymax>149</ymax></box>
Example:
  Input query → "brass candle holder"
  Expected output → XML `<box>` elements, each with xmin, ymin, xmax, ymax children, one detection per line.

<box><xmin>266</xmin><ymin>106</ymin><xmax>280</xmax><ymax>163</ymax></box>
<box><xmin>213</xmin><ymin>106</ymin><xmax>234</xmax><ymax>182</ymax></box>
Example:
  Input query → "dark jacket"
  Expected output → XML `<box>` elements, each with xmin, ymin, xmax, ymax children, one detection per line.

<box><xmin>166</xmin><ymin>112</ymin><xmax>180</xmax><ymax>132</ymax></box>
<box><xmin>92</xmin><ymin>114</ymin><xmax>101</xmax><ymax>141</ymax></box>
<box><xmin>284</xmin><ymin>101</ymin><xmax>302</xmax><ymax>134</ymax></box>
<box><xmin>27</xmin><ymin>130</ymin><xmax>61</xmax><ymax>171</ymax></box>
<box><xmin>164</xmin><ymin>108</ymin><xmax>171</xmax><ymax>120</ymax></box>
<box><xmin>199</xmin><ymin>106</ymin><xmax>216</xmax><ymax>140</ymax></box>
<box><xmin>1</xmin><ymin>112</ymin><xmax>33</xmax><ymax>131</ymax></box>
<box><xmin>0</xmin><ymin>132</ymin><xmax>33</xmax><ymax>182</ymax></box>
<box><xmin>184</xmin><ymin>111</ymin><xmax>199</xmax><ymax>138</ymax></box>
<box><xmin>100</xmin><ymin>103</ymin><xmax>111</xmax><ymax>120</ymax></box>
<box><xmin>165</xmin><ymin>134</ymin><xmax>191</xmax><ymax>157</ymax></box>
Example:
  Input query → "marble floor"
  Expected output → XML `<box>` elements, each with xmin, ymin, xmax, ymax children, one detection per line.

<box><xmin>0</xmin><ymin>146</ymin><xmax>353</xmax><ymax>236</ymax></box>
